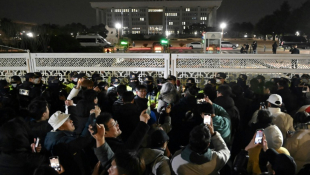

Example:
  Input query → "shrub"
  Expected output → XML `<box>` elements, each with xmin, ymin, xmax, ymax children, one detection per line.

<box><xmin>179</xmin><ymin>43</ymin><xmax>185</xmax><ymax>47</ymax></box>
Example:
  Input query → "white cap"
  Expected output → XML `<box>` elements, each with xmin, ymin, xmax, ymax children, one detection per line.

<box><xmin>267</xmin><ymin>94</ymin><xmax>282</xmax><ymax>106</ymax></box>
<box><xmin>48</xmin><ymin>111</ymin><xmax>70</xmax><ymax>131</ymax></box>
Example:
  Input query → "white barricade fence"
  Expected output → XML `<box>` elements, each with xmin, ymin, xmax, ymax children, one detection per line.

<box><xmin>0</xmin><ymin>52</ymin><xmax>31</xmax><ymax>81</ymax></box>
<box><xmin>30</xmin><ymin>53</ymin><xmax>170</xmax><ymax>83</ymax></box>
<box><xmin>171</xmin><ymin>54</ymin><xmax>310</xmax><ymax>88</ymax></box>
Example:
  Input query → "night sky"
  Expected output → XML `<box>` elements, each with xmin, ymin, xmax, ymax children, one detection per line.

<box><xmin>0</xmin><ymin>0</ymin><xmax>307</xmax><ymax>27</ymax></box>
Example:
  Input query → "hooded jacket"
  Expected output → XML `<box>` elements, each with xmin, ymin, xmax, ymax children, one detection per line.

<box><xmin>138</xmin><ymin>148</ymin><xmax>171</xmax><ymax>175</ymax></box>
<box><xmin>171</xmin><ymin>132</ymin><xmax>230</xmax><ymax>175</ymax></box>
<box><xmin>284</xmin><ymin>129</ymin><xmax>310</xmax><ymax>173</ymax></box>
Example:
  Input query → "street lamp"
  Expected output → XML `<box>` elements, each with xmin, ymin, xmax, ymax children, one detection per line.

<box><xmin>115</xmin><ymin>23</ymin><xmax>121</xmax><ymax>40</ymax></box>
<box><xmin>220</xmin><ymin>22</ymin><xmax>227</xmax><ymax>40</ymax></box>
<box><xmin>296</xmin><ymin>31</ymin><xmax>300</xmax><ymax>36</ymax></box>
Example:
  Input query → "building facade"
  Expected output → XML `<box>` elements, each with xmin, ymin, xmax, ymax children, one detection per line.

<box><xmin>90</xmin><ymin>0</ymin><xmax>222</xmax><ymax>35</ymax></box>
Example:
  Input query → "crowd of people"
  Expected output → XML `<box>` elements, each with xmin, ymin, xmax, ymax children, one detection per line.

<box><xmin>0</xmin><ymin>71</ymin><xmax>310</xmax><ymax>175</ymax></box>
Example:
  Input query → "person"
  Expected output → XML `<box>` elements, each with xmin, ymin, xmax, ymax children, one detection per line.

<box><xmin>132</xmin><ymin>41</ymin><xmax>135</xmax><ymax>47</ymax></box>
<box><xmin>249</xmin><ymin>94</ymin><xmax>295</xmax><ymax>139</ymax></box>
<box><xmin>291</xmin><ymin>45</ymin><xmax>300</xmax><ymax>69</ymax></box>
<box><xmin>285</xmin><ymin>111</ymin><xmax>310</xmax><ymax>173</ymax></box>
<box><xmin>215</xmin><ymin>72</ymin><xmax>227</xmax><ymax>90</ymax></box>
<box><xmin>157</xmin><ymin>82</ymin><xmax>179</xmax><ymax>114</ymax></box>
<box><xmin>171</xmin><ymin>124</ymin><xmax>230</xmax><ymax>175</ymax></box>
<box><xmin>127</xmin><ymin>73</ymin><xmax>140</xmax><ymax>95</ymax></box>
<box><xmin>44</xmin><ymin>110</ymin><xmax>99</xmax><ymax>175</ymax></box>
<box><xmin>0</xmin><ymin>118</ymin><xmax>47</xmax><ymax>175</ymax></box>
<box><xmin>276</xmin><ymin>79</ymin><xmax>298</xmax><ymax>115</ymax></box>
<box><xmin>18</xmin><ymin>73</ymin><xmax>42</xmax><ymax>109</ymax></box>
<box><xmin>112</xmin><ymin>91</ymin><xmax>141</xmax><ymax>142</ymax></box>
<box><xmin>134</xmin><ymin>85</ymin><xmax>148</xmax><ymax>113</ymax></box>
<box><xmin>252</xmin><ymin>41</ymin><xmax>257</xmax><ymax>54</ymax></box>
<box><xmin>137</xmin><ymin>129</ymin><xmax>172</xmax><ymax>175</ymax></box>
<box><xmin>240</xmin><ymin>44</ymin><xmax>246</xmax><ymax>54</ymax></box>
<box><xmin>245</xmin><ymin>43</ymin><xmax>249</xmax><ymax>53</ymax></box>
<box><xmin>272</xmin><ymin>41</ymin><xmax>278</xmax><ymax>54</ymax></box>
<box><xmin>113</xmin><ymin>84</ymin><xmax>127</xmax><ymax>106</ymax></box>
<box><xmin>47</xmin><ymin>45</ymin><xmax>54</xmax><ymax>53</ymax></box>
<box><xmin>88</xmin><ymin>122</ymin><xmax>146</xmax><ymax>175</ymax></box>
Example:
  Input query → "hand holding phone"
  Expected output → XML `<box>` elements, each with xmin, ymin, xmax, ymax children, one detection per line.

<box><xmin>255</xmin><ymin>130</ymin><xmax>264</xmax><ymax>144</ymax></box>
<box><xmin>50</xmin><ymin>156</ymin><xmax>61</xmax><ymax>171</ymax></box>
<box><xmin>203</xmin><ymin>113</ymin><xmax>211</xmax><ymax>125</ymax></box>
<box><xmin>260</xmin><ymin>102</ymin><xmax>266</xmax><ymax>110</ymax></box>
<box><xmin>35</xmin><ymin>137</ymin><xmax>40</xmax><ymax>148</ymax></box>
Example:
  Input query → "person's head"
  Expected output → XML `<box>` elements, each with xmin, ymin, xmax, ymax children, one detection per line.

<box><xmin>28</xmin><ymin>100</ymin><xmax>49</xmax><ymax>122</ymax></box>
<box><xmin>294</xmin><ymin>111</ymin><xmax>310</xmax><ymax>129</ymax></box>
<box><xmin>136</xmin><ymin>85</ymin><xmax>147</xmax><ymax>98</ymax></box>
<box><xmin>215</xmin><ymin>72</ymin><xmax>227</xmax><ymax>85</ymax></box>
<box><xmin>34</xmin><ymin>72</ymin><xmax>42</xmax><ymax>80</ymax></box>
<box><xmin>92</xmin><ymin>73</ymin><xmax>101</xmax><ymax>82</ymax></box>
<box><xmin>48</xmin><ymin>111</ymin><xmax>74</xmax><ymax>131</ymax></box>
<box><xmin>97</xmin><ymin>81</ymin><xmax>109</xmax><ymax>91</ymax></box>
<box><xmin>256</xmin><ymin>75</ymin><xmax>265</xmax><ymax>84</ymax></box>
<box><xmin>217</xmin><ymin>84</ymin><xmax>232</xmax><ymax>97</ymax></box>
<box><xmin>81</xmin><ymin>80</ymin><xmax>94</xmax><ymax>90</ymax></box>
<box><xmin>122</xmin><ymin>91</ymin><xmax>135</xmax><ymax>104</ymax></box>
<box><xmin>167</xmin><ymin>75</ymin><xmax>176</xmax><ymax>85</ymax></box>
<box><xmin>48</xmin><ymin>76</ymin><xmax>61</xmax><ymax>89</ymax></box>
<box><xmin>157</xmin><ymin>78</ymin><xmax>167</xmax><ymax>90</ymax></box>
<box><xmin>206</xmin><ymin>78</ymin><xmax>216</xmax><ymax>87</ymax></box>
<box><xmin>186</xmin><ymin>78</ymin><xmax>196</xmax><ymax>88</ymax></box>
<box><xmin>198</xmin><ymin>102</ymin><xmax>215</xmax><ymax>115</ymax></box>
<box><xmin>160</xmin><ymin>82</ymin><xmax>176</xmax><ymax>95</ymax></box>
<box><xmin>109</xmin><ymin>152</ymin><xmax>145</xmax><ymax>175</ymax></box>
<box><xmin>10</xmin><ymin>75</ymin><xmax>21</xmax><ymax>87</ymax></box>
<box><xmin>111</xmin><ymin>77</ymin><xmax>120</xmax><ymax>86</ymax></box>
<box><xmin>129</xmin><ymin>74</ymin><xmax>139</xmax><ymax>89</ymax></box>
<box><xmin>263</xmin><ymin>125</ymin><xmax>283</xmax><ymax>150</ymax></box>
<box><xmin>117</xmin><ymin>85</ymin><xmax>127</xmax><ymax>97</ymax></box>
<box><xmin>81</xmin><ymin>90</ymin><xmax>98</xmax><ymax>105</ymax></box>
<box><xmin>257</xmin><ymin>110</ymin><xmax>273</xmax><ymax>125</ymax></box>
<box><xmin>150</xmin><ymin>129</ymin><xmax>169</xmax><ymax>149</ymax></box>
<box><xmin>265</xmin><ymin>149</ymin><xmax>296</xmax><ymax>175</ymax></box>
<box><xmin>184</xmin><ymin>86</ymin><xmax>197</xmax><ymax>97</ymax></box>
<box><xmin>25</xmin><ymin>73</ymin><xmax>40</xmax><ymax>84</ymax></box>
<box><xmin>69</xmin><ymin>71</ymin><xmax>78</xmax><ymax>82</ymax></box>
<box><xmin>189</xmin><ymin>125</ymin><xmax>211</xmax><ymax>154</ymax></box>
<box><xmin>277</xmin><ymin>80</ymin><xmax>289</xmax><ymax>90</ymax></box>
<box><xmin>237</xmin><ymin>74</ymin><xmax>247</xmax><ymax>87</ymax></box>
<box><xmin>143</xmin><ymin>76</ymin><xmax>154</xmax><ymax>92</ymax></box>
<box><xmin>96</xmin><ymin>113</ymin><xmax>121</xmax><ymax>138</ymax></box>
<box><xmin>294</xmin><ymin>45</ymin><xmax>297</xmax><ymax>48</ymax></box>
<box><xmin>267</xmin><ymin>94</ymin><xmax>282</xmax><ymax>108</ymax></box>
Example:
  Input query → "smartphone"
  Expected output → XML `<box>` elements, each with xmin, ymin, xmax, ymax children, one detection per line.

<box><xmin>19</xmin><ymin>89</ymin><xmax>30</xmax><ymax>96</ymax></box>
<box><xmin>35</xmin><ymin>137</ymin><xmax>40</xmax><ymax>148</ymax></box>
<box><xmin>204</xmin><ymin>113</ymin><xmax>211</xmax><ymax>125</ymax></box>
<box><xmin>50</xmin><ymin>156</ymin><xmax>61</xmax><ymax>171</ymax></box>
<box><xmin>146</xmin><ymin>107</ymin><xmax>151</xmax><ymax>115</ymax></box>
<box><xmin>255</xmin><ymin>129</ymin><xmax>264</xmax><ymax>144</ymax></box>
<box><xmin>260</xmin><ymin>102</ymin><xmax>265</xmax><ymax>109</ymax></box>
<box><xmin>91</xmin><ymin>117</ymin><xmax>97</xmax><ymax>135</ymax></box>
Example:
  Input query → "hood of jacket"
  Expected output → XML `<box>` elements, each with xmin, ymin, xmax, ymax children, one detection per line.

<box><xmin>138</xmin><ymin>148</ymin><xmax>165</xmax><ymax>165</ymax></box>
<box><xmin>180</xmin><ymin>145</ymin><xmax>212</xmax><ymax>165</ymax></box>
<box><xmin>264</xmin><ymin>125</ymin><xmax>283</xmax><ymax>149</ymax></box>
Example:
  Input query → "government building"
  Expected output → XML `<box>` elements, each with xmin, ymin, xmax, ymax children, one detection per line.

<box><xmin>90</xmin><ymin>0</ymin><xmax>222</xmax><ymax>35</ymax></box>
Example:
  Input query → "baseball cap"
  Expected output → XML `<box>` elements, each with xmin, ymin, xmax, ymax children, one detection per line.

<box><xmin>48</xmin><ymin>76</ymin><xmax>59</xmax><ymax>84</ymax></box>
<box><xmin>216</xmin><ymin>72</ymin><xmax>227</xmax><ymax>79</ymax></box>
<box><xmin>301</xmin><ymin>74</ymin><xmax>310</xmax><ymax>79</ymax></box>
<box><xmin>25</xmin><ymin>73</ymin><xmax>39</xmax><ymax>79</ymax></box>
<box><xmin>267</xmin><ymin>94</ymin><xmax>282</xmax><ymax>106</ymax></box>
<box><xmin>157</xmin><ymin>78</ymin><xmax>167</xmax><ymax>85</ymax></box>
<box><xmin>48</xmin><ymin>111</ymin><xmax>70</xmax><ymax>131</ymax></box>
<box><xmin>70</xmin><ymin>71</ymin><xmax>78</xmax><ymax>78</ymax></box>
<box><xmin>77</xmin><ymin>73</ymin><xmax>87</xmax><ymax>79</ymax></box>
<box><xmin>11</xmin><ymin>76</ymin><xmax>21</xmax><ymax>82</ymax></box>
<box><xmin>129</xmin><ymin>74</ymin><xmax>138</xmax><ymax>80</ymax></box>
<box><xmin>34</xmin><ymin>72</ymin><xmax>42</xmax><ymax>78</ymax></box>
<box><xmin>151</xmin><ymin>130</ymin><xmax>169</xmax><ymax>147</ymax></box>
<box><xmin>239</xmin><ymin>74</ymin><xmax>247</xmax><ymax>80</ymax></box>
<box><xmin>256</xmin><ymin>75</ymin><xmax>265</xmax><ymax>81</ymax></box>
<box><xmin>167</xmin><ymin>75</ymin><xmax>176</xmax><ymax>81</ymax></box>
<box><xmin>207</xmin><ymin>79</ymin><xmax>216</xmax><ymax>85</ymax></box>
<box><xmin>144</xmin><ymin>76</ymin><xmax>153</xmax><ymax>82</ymax></box>
<box><xmin>186</xmin><ymin>78</ymin><xmax>195</xmax><ymax>84</ymax></box>
<box><xmin>111</xmin><ymin>77</ymin><xmax>120</xmax><ymax>85</ymax></box>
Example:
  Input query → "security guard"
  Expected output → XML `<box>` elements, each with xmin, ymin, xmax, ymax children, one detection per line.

<box><xmin>127</xmin><ymin>73</ymin><xmax>140</xmax><ymax>95</ymax></box>
<box><xmin>143</xmin><ymin>76</ymin><xmax>158</xmax><ymax>109</ymax></box>
<box><xmin>18</xmin><ymin>73</ymin><xmax>41</xmax><ymax>109</ymax></box>
<box><xmin>215</xmin><ymin>72</ymin><xmax>227</xmax><ymax>90</ymax></box>
<box><xmin>65</xmin><ymin>71</ymin><xmax>79</xmax><ymax>93</ymax></box>
<box><xmin>9</xmin><ymin>75</ymin><xmax>22</xmax><ymax>98</ymax></box>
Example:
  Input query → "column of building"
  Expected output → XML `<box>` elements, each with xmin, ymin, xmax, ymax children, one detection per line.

<box><xmin>179</xmin><ymin>7</ymin><xmax>183</xmax><ymax>34</ymax></box>
<box><xmin>96</xmin><ymin>8</ymin><xmax>100</xmax><ymax>25</ymax></box>
<box><xmin>145</xmin><ymin>8</ymin><xmax>149</xmax><ymax>35</ymax></box>
<box><xmin>129</xmin><ymin>8</ymin><xmax>132</xmax><ymax>34</ymax></box>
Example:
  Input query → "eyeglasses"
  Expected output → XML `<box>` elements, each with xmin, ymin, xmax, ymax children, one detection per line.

<box><xmin>108</xmin><ymin>120</ymin><xmax>118</xmax><ymax>129</ymax></box>
<box><xmin>138</xmin><ymin>90</ymin><xmax>147</xmax><ymax>93</ymax></box>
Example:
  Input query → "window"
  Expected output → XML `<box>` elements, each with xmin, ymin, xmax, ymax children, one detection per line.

<box><xmin>182</xmin><ymin>22</ymin><xmax>186</xmax><ymax>25</ymax></box>
<box><xmin>183</xmin><ymin>26</ymin><xmax>186</xmax><ymax>29</ymax></box>
<box><xmin>132</xmin><ymin>27</ymin><xmax>140</xmax><ymax>30</ymax></box>
<box><xmin>132</xmin><ymin>31</ymin><xmax>140</xmax><ymax>34</ymax></box>
<box><xmin>140</xmin><ymin>18</ymin><xmax>144</xmax><ymax>21</ymax></box>
<box><xmin>165</xmin><ymin>13</ymin><xmax>177</xmax><ymax>16</ymax></box>
<box><xmin>186</xmin><ymin>8</ymin><xmax>190</xmax><ymax>11</ymax></box>
<box><xmin>192</xmin><ymin>17</ymin><xmax>196</xmax><ymax>20</ymax></box>
<box><xmin>148</xmin><ymin>9</ymin><xmax>163</xmax><ymax>12</ymax></box>
<box><xmin>169</xmin><ymin>22</ymin><xmax>173</xmax><ymax>25</ymax></box>
<box><xmin>200</xmin><ymin>17</ymin><xmax>207</xmax><ymax>20</ymax></box>
<box><xmin>132</xmin><ymin>9</ymin><xmax>138</xmax><ymax>12</ymax></box>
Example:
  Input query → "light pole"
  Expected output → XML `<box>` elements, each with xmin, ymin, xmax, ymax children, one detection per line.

<box><xmin>220</xmin><ymin>22</ymin><xmax>227</xmax><ymax>40</ymax></box>
<box><xmin>115</xmin><ymin>23</ymin><xmax>121</xmax><ymax>40</ymax></box>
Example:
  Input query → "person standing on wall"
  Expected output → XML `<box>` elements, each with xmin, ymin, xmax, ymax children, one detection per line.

<box><xmin>291</xmin><ymin>45</ymin><xmax>300</xmax><ymax>69</ymax></box>
<box><xmin>272</xmin><ymin>42</ymin><xmax>278</xmax><ymax>54</ymax></box>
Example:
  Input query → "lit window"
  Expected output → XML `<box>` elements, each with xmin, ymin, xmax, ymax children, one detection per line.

<box><xmin>132</xmin><ymin>9</ymin><xmax>138</xmax><ymax>12</ymax></box>
<box><xmin>169</xmin><ymin>22</ymin><xmax>173</xmax><ymax>25</ymax></box>
<box><xmin>182</xmin><ymin>22</ymin><xmax>186</xmax><ymax>25</ymax></box>
<box><xmin>165</xmin><ymin>13</ymin><xmax>177</xmax><ymax>16</ymax></box>
<box><xmin>140</xmin><ymin>18</ymin><xmax>144</xmax><ymax>21</ymax></box>
<box><xmin>200</xmin><ymin>17</ymin><xmax>207</xmax><ymax>20</ymax></box>
<box><xmin>148</xmin><ymin>9</ymin><xmax>163</xmax><ymax>12</ymax></box>
<box><xmin>186</xmin><ymin>8</ymin><xmax>190</xmax><ymax>11</ymax></box>
<box><xmin>183</xmin><ymin>26</ymin><xmax>186</xmax><ymax>29</ymax></box>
